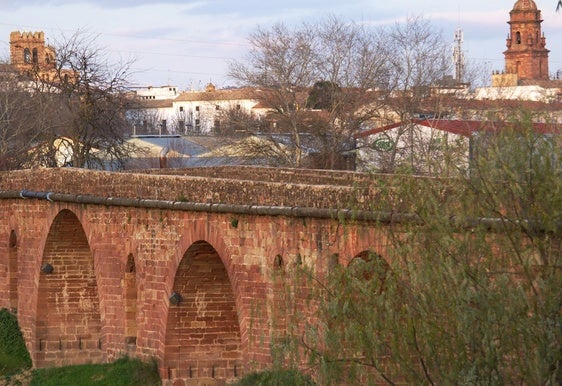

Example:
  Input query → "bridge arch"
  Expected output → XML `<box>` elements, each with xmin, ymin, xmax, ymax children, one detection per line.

<box><xmin>163</xmin><ymin>239</ymin><xmax>242</xmax><ymax>383</ymax></box>
<box><xmin>35</xmin><ymin>209</ymin><xmax>103</xmax><ymax>367</ymax></box>
<box><xmin>349</xmin><ymin>250</ymin><xmax>388</xmax><ymax>265</ymax></box>
<box><xmin>348</xmin><ymin>250</ymin><xmax>390</xmax><ymax>285</ymax></box>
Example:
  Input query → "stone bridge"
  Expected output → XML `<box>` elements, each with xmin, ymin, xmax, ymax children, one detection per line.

<box><xmin>0</xmin><ymin>166</ymin><xmax>395</xmax><ymax>385</ymax></box>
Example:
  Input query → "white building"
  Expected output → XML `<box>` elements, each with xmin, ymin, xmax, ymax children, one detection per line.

<box><xmin>474</xmin><ymin>84</ymin><xmax>560</xmax><ymax>103</ymax></box>
<box><xmin>356</xmin><ymin>120</ymin><xmax>476</xmax><ymax>176</ymax></box>
<box><xmin>132</xmin><ymin>85</ymin><xmax>180</xmax><ymax>101</ymax></box>
<box><xmin>129</xmin><ymin>83</ymin><xmax>268</xmax><ymax>136</ymax></box>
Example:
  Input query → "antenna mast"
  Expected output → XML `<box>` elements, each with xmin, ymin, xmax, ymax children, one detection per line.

<box><xmin>453</xmin><ymin>27</ymin><xmax>465</xmax><ymax>83</ymax></box>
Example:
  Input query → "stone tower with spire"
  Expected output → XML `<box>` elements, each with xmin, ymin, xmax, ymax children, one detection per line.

<box><xmin>503</xmin><ymin>0</ymin><xmax>549</xmax><ymax>82</ymax></box>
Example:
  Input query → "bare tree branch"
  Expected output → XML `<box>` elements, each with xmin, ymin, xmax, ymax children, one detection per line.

<box><xmin>29</xmin><ymin>30</ymin><xmax>139</xmax><ymax>169</ymax></box>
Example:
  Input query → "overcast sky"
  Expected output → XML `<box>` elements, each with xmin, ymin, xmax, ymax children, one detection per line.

<box><xmin>0</xmin><ymin>0</ymin><xmax>560</xmax><ymax>90</ymax></box>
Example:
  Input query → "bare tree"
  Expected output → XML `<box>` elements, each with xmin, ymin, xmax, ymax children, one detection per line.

<box><xmin>229</xmin><ymin>22</ymin><xmax>316</xmax><ymax>167</ymax></box>
<box><xmin>212</xmin><ymin>103</ymin><xmax>265</xmax><ymax>135</ymax></box>
<box><xmin>128</xmin><ymin>108</ymin><xmax>166</xmax><ymax>136</ymax></box>
<box><xmin>0</xmin><ymin>63</ymin><xmax>59</xmax><ymax>170</ymax></box>
<box><xmin>229</xmin><ymin>17</ymin><xmax>390</xmax><ymax>169</ymax></box>
<box><xmin>230</xmin><ymin>16</ymin><xmax>454</xmax><ymax>170</ymax></box>
<box><xmin>347</xmin><ymin>16</ymin><xmax>471</xmax><ymax>175</ymax></box>
<box><xmin>169</xmin><ymin>108</ymin><xmax>193</xmax><ymax>135</ymax></box>
<box><xmin>31</xmin><ymin>31</ymin><xmax>138</xmax><ymax>169</ymax></box>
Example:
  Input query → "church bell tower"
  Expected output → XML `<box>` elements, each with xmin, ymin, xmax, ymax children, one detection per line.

<box><xmin>9</xmin><ymin>31</ymin><xmax>55</xmax><ymax>77</ymax></box>
<box><xmin>503</xmin><ymin>0</ymin><xmax>549</xmax><ymax>82</ymax></box>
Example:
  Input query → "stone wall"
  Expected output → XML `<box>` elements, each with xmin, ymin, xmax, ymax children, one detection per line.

<box><xmin>0</xmin><ymin>167</ymin><xmax>384</xmax><ymax>210</ymax></box>
<box><xmin>0</xmin><ymin>168</ymin><xmax>388</xmax><ymax>385</ymax></box>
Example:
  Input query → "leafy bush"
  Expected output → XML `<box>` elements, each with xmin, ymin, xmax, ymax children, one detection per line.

<box><xmin>0</xmin><ymin>308</ymin><xmax>32</xmax><ymax>376</ymax></box>
<box><xmin>232</xmin><ymin>369</ymin><xmax>315</xmax><ymax>386</ymax></box>
<box><xmin>30</xmin><ymin>356</ymin><xmax>161</xmax><ymax>386</ymax></box>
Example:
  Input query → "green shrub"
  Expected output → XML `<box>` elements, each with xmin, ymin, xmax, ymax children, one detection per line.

<box><xmin>232</xmin><ymin>369</ymin><xmax>315</xmax><ymax>386</ymax></box>
<box><xmin>0</xmin><ymin>308</ymin><xmax>32</xmax><ymax>376</ymax></box>
<box><xmin>30</xmin><ymin>356</ymin><xmax>161</xmax><ymax>386</ymax></box>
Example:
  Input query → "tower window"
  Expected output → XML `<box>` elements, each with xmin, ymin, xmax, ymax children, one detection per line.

<box><xmin>515</xmin><ymin>31</ymin><xmax>521</xmax><ymax>44</ymax></box>
<box><xmin>23</xmin><ymin>48</ymin><xmax>31</xmax><ymax>63</ymax></box>
<box><xmin>32</xmin><ymin>48</ymin><xmax>38</xmax><ymax>64</ymax></box>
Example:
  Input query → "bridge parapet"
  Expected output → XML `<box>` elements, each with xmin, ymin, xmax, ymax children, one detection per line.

<box><xmin>143</xmin><ymin>166</ymin><xmax>374</xmax><ymax>186</ymax></box>
<box><xmin>0</xmin><ymin>167</ymin><xmax>382</xmax><ymax>210</ymax></box>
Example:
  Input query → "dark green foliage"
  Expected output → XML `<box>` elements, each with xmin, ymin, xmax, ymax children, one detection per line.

<box><xmin>176</xmin><ymin>192</ymin><xmax>188</xmax><ymax>202</ymax></box>
<box><xmin>306</xmin><ymin>81</ymin><xmax>340</xmax><ymax>110</ymax></box>
<box><xmin>232</xmin><ymin>369</ymin><xmax>315</xmax><ymax>386</ymax></box>
<box><xmin>276</xmin><ymin>112</ymin><xmax>562</xmax><ymax>385</ymax></box>
<box><xmin>30</xmin><ymin>357</ymin><xmax>161</xmax><ymax>386</ymax></box>
<box><xmin>0</xmin><ymin>308</ymin><xmax>32</xmax><ymax>376</ymax></box>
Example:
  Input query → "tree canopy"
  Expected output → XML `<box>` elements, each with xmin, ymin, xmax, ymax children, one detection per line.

<box><xmin>272</xmin><ymin>109</ymin><xmax>561</xmax><ymax>385</ymax></box>
<box><xmin>0</xmin><ymin>31</ymin><xmax>138</xmax><ymax>171</ymax></box>
<box><xmin>229</xmin><ymin>16</ymin><xmax>452</xmax><ymax>170</ymax></box>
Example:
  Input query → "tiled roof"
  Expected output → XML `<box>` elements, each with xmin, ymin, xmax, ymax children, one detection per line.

<box><xmin>134</xmin><ymin>99</ymin><xmax>174</xmax><ymax>109</ymax></box>
<box><xmin>357</xmin><ymin>119</ymin><xmax>561</xmax><ymax>138</ymax></box>
<box><xmin>434</xmin><ymin>96</ymin><xmax>562</xmax><ymax>112</ymax></box>
<box><xmin>175</xmin><ymin>88</ymin><xmax>264</xmax><ymax>102</ymax></box>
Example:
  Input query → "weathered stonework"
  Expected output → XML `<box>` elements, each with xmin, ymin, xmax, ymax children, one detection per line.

<box><xmin>0</xmin><ymin>167</ymin><xmax>388</xmax><ymax>385</ymax></box>
<box><xmin>9</xmin><ymin>31</ymin><xmax>56</xmax><ymax>77</ymax></box>
<box><xmin>503</xmin><ymin>0</ymin><xmax>550</xmax><ymax>82</ymax></box>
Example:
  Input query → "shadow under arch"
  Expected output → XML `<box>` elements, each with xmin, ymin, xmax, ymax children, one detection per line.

<box><xmin>163</xmin><ymin>240</ymin><xmax>242</xmax><ymax>383</ymax></box>
<box><xmin>35</xmin><ymin>209</ymin><xmax>103</xmax><ymax>367</ymax></box>
<box><xmin>8</xmin><ymin>230</ymin><xmax>18</xmax><ymax>312</ymax></box>
<box><xmin>348</xmin><ymin>250</ymin><xmax>391</xmax><ymax>293</ymax></box>
<box><xmin>124</xmin><ymin>253</ymin><xmax>138</xmax><ymax>354</ymax></box>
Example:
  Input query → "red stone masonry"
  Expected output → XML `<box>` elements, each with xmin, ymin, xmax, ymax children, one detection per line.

<box><xmin>503</xmin><ymin>0</ymin><xmax>550</xmax><ymax>81</ymax></box>
<box><xmin>0</xmin><ymin>167</ymin><xmax>392</xmax><ymax>385</ymax></box>
<box><xmin>0</xmin><ymin>167</ymin><xmax>380</xmax><ymax>209</ymax></box>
